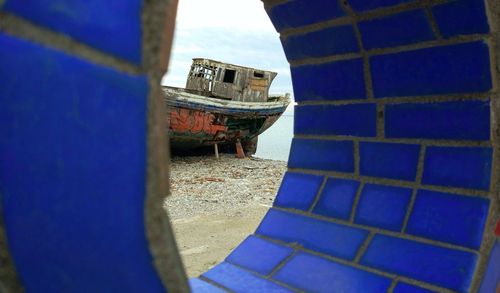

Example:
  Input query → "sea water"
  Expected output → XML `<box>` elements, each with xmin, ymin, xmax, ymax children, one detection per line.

<box><xmin>255</xmin><ymin>115</ymin><xmax>293</xmax><ymax>162</ymax></box>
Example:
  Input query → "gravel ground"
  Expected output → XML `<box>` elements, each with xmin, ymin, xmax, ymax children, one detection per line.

<box><xmin>164</xmin><ymin>154</ymin><xmax>287</xmax><ymax>220</ymax></box>
<box><xmin>163</xmin><ymin>154</ymin><xmax>287</xmax><ymax>277</ymax></box>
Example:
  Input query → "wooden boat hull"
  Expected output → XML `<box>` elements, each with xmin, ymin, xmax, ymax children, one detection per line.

<box><xmin>163</xmin><ymin>87</ymin><xmax>289</xmax><ymax>152</ymax></box>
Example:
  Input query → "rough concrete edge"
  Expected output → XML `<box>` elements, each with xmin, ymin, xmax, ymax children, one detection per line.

<box><xmin>142</xmin><ymin>0</ymin><xmax>190</xmax><ymax>292</ymax></box>
<box><xmin>0</xmin><ymin>192</ymin><xmax>23</xmax><ymax>293</ymax></box>
<box><xmin>471</xmin><ymin>0</ymin><xmax>500</xmax><ymax>291</ymax></box>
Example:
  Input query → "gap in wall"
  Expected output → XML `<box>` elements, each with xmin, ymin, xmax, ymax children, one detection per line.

<box><xmin>161</xmin><ymin>0</ymin><xmax>293</xmax><ymax>278</ymax></box>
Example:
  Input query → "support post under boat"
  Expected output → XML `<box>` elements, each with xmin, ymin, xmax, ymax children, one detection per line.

<box><xmin>214</xmin><ymin>143</ymin><xmax>219</xmax><ymax>159</ymax></box>
<box><xmin>235</xmin><ymin>139</ymin><xmax>245</xmax><ymax>159</ymax></box>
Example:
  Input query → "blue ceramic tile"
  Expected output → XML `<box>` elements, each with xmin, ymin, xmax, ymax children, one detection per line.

<box><xmin>354</xmin><ymin>184</ymin><xmax>412</xmax><ymax>231</ymax></box>
<box><xmin>0</xmin><ymin>35</ymin><xmax>165</xmax><ymax>292</ymax></box>
<box><xmin>283</xmin><ymin>25</ymin><xmax>359</xmax><ymax>61</ymax></box>
<box><xmin>348</xmin><ymin>0</ymin><xmax>414</xmax><ymax>12</ymax></box>
<box><xmin>313</xmin><ymin>178</ymin><xmax>360</xmax><ymax>220</ymax></box>
<box><xmin>423</xmin><ymin>146</ymin><xmax>492</xmax><ymax>190</ymax></box>
<box><xmin>3</xmin><ymin>0</ymin><xmax>142</xmax><ymax>63</ymax></box>
<box><xmin>359</xmin><ymin>9</ymin><xmax>435</xmax><ymax>50</ymax></box>
<box><xmin>202</xmin><ymin>262</ymin><xmax>292</xmax><ymax>293</ymax></box>
<box><xmin>361</xmin><ymin>235</ymin><xmax>478</xmax><ymax>292</ymax></box>
<box><xmin>295</xmin><ymin>104</ymin><xmax>376</xmax><ymax>136</ymax></box>
<box><xmin>292</xmin><ymin>59</ymin><xmax>366</xmax><ymax>101</ymax></box>
<box><xmin>360</xmin><ymin>142</ymin><xmax>420</xmax><ymax>181</ymax></box>
<box><xmin>393</xmin><ymin>283</ymin><xmax>437</xmax><ymax>293</ymax></box>
<box><xmin>288</xmin><ymin>138</ymin><xmax>354</xmax><ymax>172</ymax></box>
<box><xmin>268</xmin><ymin>0</ymin><xmax>346</xmax><ymax>31</ymax></box>
<box><xmin>273</xmin><ymin>252</ymin><xmax>392</xmax><ymax>292</ymax></box>
<box><xmin>371</xmin><ymin>41</ymin><xmax>492</xmax><ymax>97</ymax></box>
<box><xmin>385</xmin><ymin>100</ymin><xmax>490</xmax><ymax>140</ymax></box>
<box><xmin>256</xmin><ymin>209</ymin><xmax>369</xmax><ymax>260</ymax></box>
<box><xmin>479</xmin><ymin>240</ymin><xmax>500</xmax><ymax>293</ymax></box>
<box><xmin>226</xmin><ymin>236</ymin><xmax>294</xmax><ymax>275</ymax></box>
<box><xmin>190</xmin><ymin>279</ymin><xmax>226</xmax><ymax>293</ymax></box>
<box><xmin>432</xmin><ymin>0</ymin><xmax>489</xmax><ymax>38</ymax></box>
<box><xmin>406</xmin><ymin>190</ymin><xmax>489</xmax><ymax>249</ymax></box>
<box><xmin>274</xmin><ymin>172</ymin><xmax>324</xmax><ymax>210</ymax></box>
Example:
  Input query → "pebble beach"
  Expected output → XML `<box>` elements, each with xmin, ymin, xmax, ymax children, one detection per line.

<box><xmin>164</xmin><ymin>154</ymin><xmax>287</xmax><ymax>277</ymax></box>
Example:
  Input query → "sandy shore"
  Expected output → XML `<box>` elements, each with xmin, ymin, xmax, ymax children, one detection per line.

<box><xmin>164</xmin><ymin>154</ymin><xmax>287</xmax><ymax>278</ymax></box>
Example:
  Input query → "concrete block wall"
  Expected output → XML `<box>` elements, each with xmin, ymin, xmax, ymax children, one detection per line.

<box><xmin>0</xmin><ymin>0</ymin><xmax>499</xmax><ymax>292</ymax></box>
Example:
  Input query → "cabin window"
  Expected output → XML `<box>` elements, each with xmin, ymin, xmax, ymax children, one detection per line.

<box><xmin>223</xmin><ymin>69</ymin><xmax>236</xmax><ymax>83</ymax></box>
<box><xmin>253</xmin><ymin>71</ymin><xmax>264</xmax><ymax>78</ymax></box>
<box><xmin>188</xmin><ymin>65</ymin><xmax>196</xmax><ymax>77</ymax></box>
<box><xmin>191</xmin><ymin>65</ymin><xmax>202</xmax><ymax>77</ymax></box>
<box><xmin>189</xmin><ymin>64</ymin><xmax>217</xmax><ymax>81</ymax></box>
<box><xmin>195</xmin><ymin>67</ymin><xmax>204</xmax><ymax>77</ymax></box>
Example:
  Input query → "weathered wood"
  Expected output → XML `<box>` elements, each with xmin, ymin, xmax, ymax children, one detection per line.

<box><xmin>185</xmin><ymin>58</ymin><xmax>278</xmax><ymax>102</ymax></box>
<box><xmin>164</xmin><ymin>86</ymin><xmax>289</xmax><ymax>150</ymax></box>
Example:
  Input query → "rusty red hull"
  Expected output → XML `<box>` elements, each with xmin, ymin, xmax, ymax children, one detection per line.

<box><xmin>164</xmin><ymin>87</ymin><xmax>289</xmax><ymax>150</ymax></box>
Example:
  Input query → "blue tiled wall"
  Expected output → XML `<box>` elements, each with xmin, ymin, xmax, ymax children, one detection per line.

<box><xmin>393</xmin><ymin>283</ymin><xmax>436</xmax><ymax>293</ymax></box>
<box><xmin>371</xmin><ymin>42</ymin><xmax>492</xmax><ymax>97</ymax></box>
<box><xmin>189</xmin><ymin>279</ymin><xmax>226</xmax><ymax>293</ymax></box>
<box><xmin>295</xmin><ymin>104</ymin><xmax>376</xmax><ymax>136</ymax></box>
<box><xmin>432</xmin><ymin>0</ymin><xmax>489</xmax><ymax>38</ymax></box>
<box><xmin>359</xmin><ymin>9</ymin><xmax>435</xmax><ymax>49</ymax></box>
<box><xmin>268</xmin><ymin>0</ymin><xmax>346</xmax><ymax>31</ymax></box>
<box><xmin>313</xmin><ymin>178</ymin><xmax>360</xmax><ymax>220</ymax></box>
<box><xmin>0</xmin><ymin>34</ymin><xmax>165</xmax><ymax>292</ymax></box>
<box><xmin>406</xmin><ymin>190</ymin><xmax>489</xmax><ymax>249</ymax></box>
<box><xmin>202</xmin><ymin>262</ymin><xmax>291</xmax><ymax>292</ymax></box>
<box><xmin>283</xmin><ymin>26</ymin><xmax>359</xmax><ymax>61</ymax></box>
<box><xmin>288</xmin><ymin>138</ymin><xmax>354</xmax><ymax>172</ymax></box>
<box><xmin>226</xmin><ymin>236</ymin><xmax>294</xmax><ymax>275</ymax></box>
<box><xmin>361</xmin><ymin>235</ymin><xmax>477</xmax><ymax>292</ymax></box>
<box><xmin>291</xmin><ymin>59</ymin><xmax>366</xmax><ymax>101</ymax></box>
<box><xmin>348</xmin><ymin>0</ymin><xmax>414</xmax><ymax>12</ymax></box>
<box><xmin>2</xmin><ymin>0</ymin><xmax>498</xmax><ymax>292</ymax></box>
<box><xmin>257</xmin><ymin>209</ymin><xmax>369</xmax><ymax>260</ymax></box>
<box><xmin>385</xmin><ymin>100</ymin><xmax>491</xmax><ymax>140</ymax></box>
<box><xmin>479</xmin><ymin>240</ymin><xmax>500</xmax><ymax>293</ymax></box>
<box><xmin>422</xmin><ymin>146</ymin><xmax>492</xmax><ymax>190</ymax></box>
<box><xmin>206</xmin><ymin>0</ymin><xmax>498</xmax><ymax>291</ymax></box>
<box><xmin>354</xmin><ymin>184</ymin><xmax>412</xmax><ymax>231</ymax></box>
<box><xmin>274</xmin><ymin>172</ymin><xmax>324</xmax><ymax>210</ymax></box>
<box><xmin>274</xmin><ymin>252</ymin><xmax>392</xmax><ymax>292</ymax></box>
<box><xmin>3</xmin><ymin>0</ymin><xmax>143</xmax><ymax>63</ymax></box>
<box><xmin>360</xmin><ymin>142</ymin><xmax>420</xmax><ymax>181</ymax></box>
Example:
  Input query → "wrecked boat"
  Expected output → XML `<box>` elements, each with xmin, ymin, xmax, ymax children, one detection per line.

<box><xmin>163</xmin><ymin>58</ymin><xmax>290</xmax><ymax>154</ymax></box>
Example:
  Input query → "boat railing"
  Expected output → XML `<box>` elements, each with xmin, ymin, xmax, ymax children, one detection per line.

<box><xmin>267</xmin><ymin>93</ymin><xmax>290</xmax><ymax>103</ymax></box>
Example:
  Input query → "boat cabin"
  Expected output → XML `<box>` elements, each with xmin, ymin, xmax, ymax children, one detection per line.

<box><xmin>185</xmin><ymin>58</ymin><xmax>277</xmax><ymax>102</ymax></box>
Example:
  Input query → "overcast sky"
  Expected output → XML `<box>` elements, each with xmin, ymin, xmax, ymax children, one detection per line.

<box><xmin>161</xmin><ymin>0</ymin><xmax>294</xmax><ymax>108</ymax></box>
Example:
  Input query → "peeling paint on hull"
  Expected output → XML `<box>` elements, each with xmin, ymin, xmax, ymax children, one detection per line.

<box><xmin>164</xmin><ymin>86</ymin><xmax>289</xmax><ymax>150</ymax></box>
